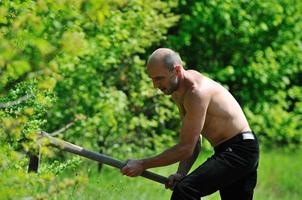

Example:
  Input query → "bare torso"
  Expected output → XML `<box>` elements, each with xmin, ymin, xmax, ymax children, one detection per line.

<box><xmin>172</xmin><ymin>70</ymin><xmax>251</xmax><ymax>147</ymax></box>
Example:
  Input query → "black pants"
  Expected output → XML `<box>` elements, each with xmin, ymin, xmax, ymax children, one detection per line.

<box><xmin>171</xmin><ymin>132</ymin><xmax>260</xmax><ymax>200</ymax></box>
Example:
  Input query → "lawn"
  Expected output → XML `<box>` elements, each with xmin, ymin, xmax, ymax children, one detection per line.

<box><xmin>61</xmin><ymin>148</ymin><xmax>302</xmax><ymax>200</ymax></box>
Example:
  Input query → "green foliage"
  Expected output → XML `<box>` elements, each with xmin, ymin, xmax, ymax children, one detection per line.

<box><xmin>166</xmin><ymin>0</ymin><xmax>302</xmax><ymax>147</ymax></box>
<box><xmin>0</xmin><ymin>139</ymin><xmax>88</xmax><ymax>200</ymax></box>
<box><xmin>1</xmin><ymin>0</ymin><xmax>301</xmax><ymax>198</ymax></box>
<box><xmin>0</xmin><ymin>0</ymin><xmax>179</xmax><ymax>148</ymax></box>
<box><xmin>0</xmin><ymin>81</ymin><xmax>54</xmax><ymax>153</ymax></box>
<box><xmin>40</xmin><ymin>157</ymin><xmax>83</xmax><ymax>175</ymax></box>
<box><xmin>0</xmin><ymin>0</ymin><xmax>179</xmax><ymax>198</ymax></box>
<box><xmin>255</xmin><ymin>149</ymin><xmax>302</xmax><ymax>200</ymax></box>
<box><xmin>37</xmin><ymin>0</ymin><xmax>180</xmax><ymax>159</ymax></box>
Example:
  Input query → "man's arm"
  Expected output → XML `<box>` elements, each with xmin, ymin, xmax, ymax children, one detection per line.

<box><xmin>121</xmin><ymin>89</ymin><xmax>210</xmax><ymax>178</ymax></box>
<box><xmin>177</xmin><ymin>136</ymin><xmax>201</xmax><ymax>176</ymax></box>
<box><xmin>140</xmin><ymin>90</ymin><xmax>208</xmax><ymax>169</ymax></box>
<box><xmin>164</xmin><ymin>138</ymin><xmax>201</xmax><ymax>190</ymax></box>
<box><xmin>174</xmin><ymin>98</ymin><xmax>201</xmax><ymax>176</ymax></box>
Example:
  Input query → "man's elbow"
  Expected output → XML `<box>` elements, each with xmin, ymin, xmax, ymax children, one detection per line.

<box><xmin>179</xmin><ymin>145</ymin><xmax>195</xmax><ymax>160</ymax></box>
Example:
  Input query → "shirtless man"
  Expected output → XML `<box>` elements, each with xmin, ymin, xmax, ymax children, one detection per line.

<box><xmin>121</xmin><ymin>48</ymin><xmax>259</xmax><ymax>200</ymax></box>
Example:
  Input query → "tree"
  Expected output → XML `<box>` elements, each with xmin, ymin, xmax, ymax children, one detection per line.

<box><xmin>0</xmin><ymin>0</ymin><xmax>179</xmax><ymax>198</ymax></box>
<box><xmin>166</xmin><ymin>0</ymin><xmax>302</xmax><ymax>148</ymax></box>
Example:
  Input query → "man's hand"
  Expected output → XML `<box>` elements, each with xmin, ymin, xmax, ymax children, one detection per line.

<box><xmin>121</xmin><ymin>159</ymin><xmax>144</xmax><ymax>177</ymax></box>
<box><xmin>165</xmin><ymin>173</ymin><xmax>184</xmax><ymax>190</ymax></box>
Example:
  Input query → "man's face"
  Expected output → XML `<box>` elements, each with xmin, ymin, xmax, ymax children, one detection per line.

<box><xmin>147</xmin><ymin>64</ymin><xmax>179</xmax><ymax>95</ymax></box>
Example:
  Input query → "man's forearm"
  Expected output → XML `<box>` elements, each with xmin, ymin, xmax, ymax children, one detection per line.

<box><xmin>177</xmin><ymin>148</ymin><xmax>200</xmax><ymax>176</ymax></box>
<box><xmin>177</xmin><ymin>138</ymin><xmax>201</xmax><ymax>176</ymax></box>
<box><xmin>140</xmin><ymin>143</ymin><xmax>193</xmax><ymax>169</ymax></box>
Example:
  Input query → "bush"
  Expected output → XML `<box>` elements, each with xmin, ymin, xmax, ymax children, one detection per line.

<box><xmin>0</xmin><ymin>0</ymin><xmax>179</xmax><ymax>198</ymax></box>
<box><xmin>166</xmin><ymin>0</ymin><xmax>302</xmax><ymax>148</ymax></box>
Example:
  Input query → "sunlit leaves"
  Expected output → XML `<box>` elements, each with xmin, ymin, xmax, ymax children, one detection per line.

<box><xmin>167</xmin><ymin>0</ymin><xmax>302</xmax><ymax>148</ymax></box>
<box><xmin>61</xmin><ymin>31</ymin><xmax>89</xmax><ymax>56</ymax></box>
<box><xmin>0</xmin><ymin>0</ymin><xmax>179</xmax><ymax>198</ymax></box>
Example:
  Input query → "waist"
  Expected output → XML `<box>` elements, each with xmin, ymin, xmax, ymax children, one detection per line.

<box><xmin>214</xmin><ymin>131</ymin><xmax>257</xmax><ymax>152</ymax></box>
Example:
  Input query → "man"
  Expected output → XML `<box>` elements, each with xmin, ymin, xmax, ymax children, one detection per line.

<box><xmin>121</xmin><ymin>48</ymin><xmax>259</xmax><ymax>200</ymax></box>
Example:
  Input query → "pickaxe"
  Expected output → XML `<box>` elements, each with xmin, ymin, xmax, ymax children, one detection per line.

<box><xmin>28</xmin><ymin>131</ymin><xmax>168</xmax><ymax>185</ymax></box>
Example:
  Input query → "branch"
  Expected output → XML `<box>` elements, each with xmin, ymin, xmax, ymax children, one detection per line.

<box><xmin>0</xmin><ymin>94</ymin><xmax>34</xmax><ymax>108</ymax></box>
<box><xmin>49</xmin><ymin>115</ymin><xmax>87</xmax><ymax>136</ymax></box>
<box><xmin>50</xmin><ymin>121</ymin><xmax>75</xmax><ymax>136</ymax></box>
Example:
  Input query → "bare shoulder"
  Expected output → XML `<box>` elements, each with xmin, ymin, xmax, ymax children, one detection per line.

<box><xmin>188</xmin><ymin>71</ymin><xmax>214</xmax><ymax>94</ymax></box>
<box><xmin>183</xmin><ymin>72</ymin><xmax>212</xmax><ymax>110</ymax></box>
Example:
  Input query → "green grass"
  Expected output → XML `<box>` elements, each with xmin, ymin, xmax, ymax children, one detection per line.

<box><xmin>254</xmin><ymin>149</ymin><xmax>302</xmax><ymax>200</ymax></box>
<box><xmin>55</xmin><ymin>148</ymin><xmax>302</xmax><ymax>200</ymax></box>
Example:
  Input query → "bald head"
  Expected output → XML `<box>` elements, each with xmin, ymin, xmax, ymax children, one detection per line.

<box><xmin>147</xmin><ymin>48</ymin><xmax>182</xmax><ymax>71</ymax></box>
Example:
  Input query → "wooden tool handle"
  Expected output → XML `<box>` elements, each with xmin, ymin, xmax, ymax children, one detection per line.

<box><xmin>40</xmin><ymin>132</ymin><xmax>168</xmax><ymax>185</ymax></box>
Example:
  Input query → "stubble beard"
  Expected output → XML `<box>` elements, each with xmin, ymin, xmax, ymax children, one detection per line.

<box><xmin>164</xmin><ymin>75</ymin><xmax>179</xmax><ymax>95</ymax></box>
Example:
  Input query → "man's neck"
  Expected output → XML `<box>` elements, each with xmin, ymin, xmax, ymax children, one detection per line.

<box><xmin>172</xmin><ymin>70</ymin><xmax>192</xmax><ymax>98</ymax></box>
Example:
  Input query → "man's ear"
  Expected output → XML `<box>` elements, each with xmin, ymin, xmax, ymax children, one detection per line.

<box><xmin>174</xmin><ymin>65</ymin><xmax>182</xmax><ymax>76</ymax></box>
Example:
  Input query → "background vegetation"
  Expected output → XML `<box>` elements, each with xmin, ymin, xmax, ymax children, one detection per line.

<box><xmin>0</xmin><ymin>0</ymin><xmax>301</xmax><ymax>199</ymax></box>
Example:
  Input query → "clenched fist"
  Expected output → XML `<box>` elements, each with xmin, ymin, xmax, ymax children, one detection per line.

<box><xmin>121</xmin><ymin>159</ymin><xmax>144</xmax><ymax>177</ymax></box>
<box><xmin>165</xmin><ymin>173</ymin><xmax>184</xmax><ymax>190</ymax></box>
